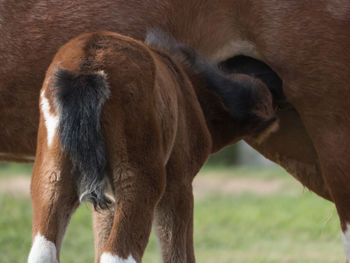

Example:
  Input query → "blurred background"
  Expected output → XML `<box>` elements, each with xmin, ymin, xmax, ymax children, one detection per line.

<box><xmin>0</xmin><ymin>142</ymin><xmax>343</xmax><ymax>263</ymax></box>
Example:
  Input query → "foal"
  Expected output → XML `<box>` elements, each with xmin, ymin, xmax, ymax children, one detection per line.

<box><xmin>28</xmin><ymin>31</ymin><xmax>277</xmax><ymax>263</ymax></box>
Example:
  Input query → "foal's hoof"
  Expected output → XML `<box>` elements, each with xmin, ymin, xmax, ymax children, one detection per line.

<box><xmin>28</xmin><ymin>233</ymin><xmax>58</xmax><ymax>263</ymax></box>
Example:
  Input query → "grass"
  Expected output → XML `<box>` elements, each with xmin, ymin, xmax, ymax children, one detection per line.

<box><xmin>0</xmin><ymin>164</ymin><xmax>345</xmax><ymax>262</ymax></box>
<box><xmin>0</xmin><ymin>163</ymin><xmax>33</xmax><ymax>177</ymax></box>
<box><xmin>193</xmin><ymin>193</ymin><xmax>341</xmax><ymax>263</ymax></box>
<box><xmin>199</xmin><ymin>165</ymin><xmax>290</xmax><ymax>179</ymax></box>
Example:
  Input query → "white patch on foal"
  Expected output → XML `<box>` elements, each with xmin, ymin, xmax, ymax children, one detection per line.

<box><xmin>28</xmin><ymin>233</ymin><xmax>58</xmax><ymax>263</ymax></box>
<box><xmin>40</xmin><ymin>90</ymin><xmax>59</xmax><ymax>147</ymax></box>
<box><xmin>342</xmin><ymin>223</ymin><xmax>350</xmax><ymax>261</ymax></box>
<box><xmin>100</xmin><ymin>253</ymin><xmax>137</xmax><ymax>263</ymax></box>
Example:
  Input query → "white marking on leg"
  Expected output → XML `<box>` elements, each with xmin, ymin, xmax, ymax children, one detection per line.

<box><xmin>28</xmin><ymin>233</ymin><xmax>58</xmax><ymax>263</ymax></box>
<box><xmin>342</xmin><ymin>224</ymin><xmax>350</xmax><ymax>261</ymax></box>
<box><xmin>40</xmin><ymin>90</ymin><xmax>59</xmax><ymax>147</ymax></box>
<box><xmin>100</xmin><ymin>253</ymin><xmax>137</xmax><ymax>263</ymax></box>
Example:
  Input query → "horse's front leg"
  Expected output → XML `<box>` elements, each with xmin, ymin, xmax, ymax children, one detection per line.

<box><xmin>154</xmin><ymin>182</ymin><xmax>195</xmax><ymax>263</ymax></box>
<box><xmin>153</xmin><ymin>153</ymin><xmax>197</xmax><ymax>263</ymax></box>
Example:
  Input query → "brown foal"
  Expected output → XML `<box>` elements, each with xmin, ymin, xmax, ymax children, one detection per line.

<box><xmin>28</xmin><ymin>30</ymin><xmax>277</xmax><ymax>263</ymax></box>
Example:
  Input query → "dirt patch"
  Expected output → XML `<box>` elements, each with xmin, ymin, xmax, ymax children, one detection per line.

<box><xmin>0</xmin><ymin>176</ymin><xmax>30</xmax><ymax>196</ymax></box>
<box><xmin>0</xmin><ymin>174</ymin><xmax>291</xmax><ymax>199</ymax></box>
<box><xmin>193</xmin><ymin>176</ymin><xmax>286</xmax><ymax>199</ymax></box>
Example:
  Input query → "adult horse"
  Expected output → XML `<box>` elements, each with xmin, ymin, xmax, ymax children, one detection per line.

<box><xmin>0</xmin><ymin>0</ymin><xmax>348</xmax><ymax>261</ymax></box>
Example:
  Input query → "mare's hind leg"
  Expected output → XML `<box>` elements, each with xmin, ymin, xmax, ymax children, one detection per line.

<box><xmin>286</xmin><ymin>80</ymin><xmax>350</xmax><ymax>261</ymax></box>
<box><xmin>28</xmin><ymin>134</ymin><xmax>79</xmax><ymax>263</ymax></box>
<box><xmin>304</xmin><ymin>122</ymin><xmax>350</xmax><ymax>262</ymax></box>
<box><xmin>154</xmin><ymin>164</ymin><xmax>195</xmax><ymax>263</ymax></box>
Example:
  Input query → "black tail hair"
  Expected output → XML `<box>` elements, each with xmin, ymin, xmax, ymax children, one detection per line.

<box><xmin>54</xmin><ymin>68</ymin><xmax>111</xmax><ymax>210</ymax></box>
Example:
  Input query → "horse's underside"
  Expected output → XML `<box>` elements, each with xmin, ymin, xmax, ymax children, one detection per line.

<box><xmin>0</xmin><ymin>0</ymin><xmax>328</xmax><ymax>199</ymax></box>
<box><xmin>1</xmin><ymin>0</ymin><xmax>350</xmax><ymax>261</ymax></box>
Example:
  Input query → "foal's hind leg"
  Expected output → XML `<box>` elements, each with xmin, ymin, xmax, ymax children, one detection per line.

<box><xmin>28</xmin><ymin>134</ymin><xmax>79</xmax><ymax>263</ymax></box>
<box><xmin>92</xmin><ymin>178</ymin><xmax>195</xmax><ymax>263</ymax></box>
<box><xmin>99</xmin><ymin>164</ymin><xmax>166</xmax><ymax>263</ymax></box>
<box><xmin>92</xmin><ymin>207</ymin><xmax>114</xmax><ymax>262</ymax></box>
<box><xmin>98</xmin><ymin>85</ymin><xmax>167</xmax><ymax>262</ymax></box>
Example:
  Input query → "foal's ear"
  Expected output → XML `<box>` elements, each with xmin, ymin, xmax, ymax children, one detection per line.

<box><xmin>209</xmin><ymin>73</ymin><xmax>279</xmax><ymax>142</ymax></box>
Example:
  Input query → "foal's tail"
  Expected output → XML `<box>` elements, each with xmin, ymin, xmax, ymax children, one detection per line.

<box><xmin>54</xmin><ymin>68</ymin><xmax>111</xmax><ymax>210</ymax></box>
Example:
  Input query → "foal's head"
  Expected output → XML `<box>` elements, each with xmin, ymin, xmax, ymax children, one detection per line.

<box><xmin>145</xmin><ymin>29</ymin><xmax>278</xmax><ymax>152</ymax></box>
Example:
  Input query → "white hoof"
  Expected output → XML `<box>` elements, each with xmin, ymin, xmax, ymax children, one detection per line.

<box><xmin>100</xmin><ymin>252</ymin><xmax>137</xmax><ymax>263</ymax></box>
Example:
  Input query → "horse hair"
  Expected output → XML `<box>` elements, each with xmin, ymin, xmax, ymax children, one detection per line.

<box><xmin>53</xmin><ymin>69</ymin><xmax>111</xmax><ymax>210</ymax></box>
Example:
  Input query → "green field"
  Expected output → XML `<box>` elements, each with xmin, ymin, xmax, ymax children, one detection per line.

<box><xmin>0</xmin><ymin>164</ymin><xmax>345</xmax><ymax>263</ymax></box>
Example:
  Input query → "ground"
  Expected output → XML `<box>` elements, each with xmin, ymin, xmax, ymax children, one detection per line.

<box><xmin>0</xmin><ymin>164</ymin><xmax>345</xmax><ymax>263</ymax></box>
